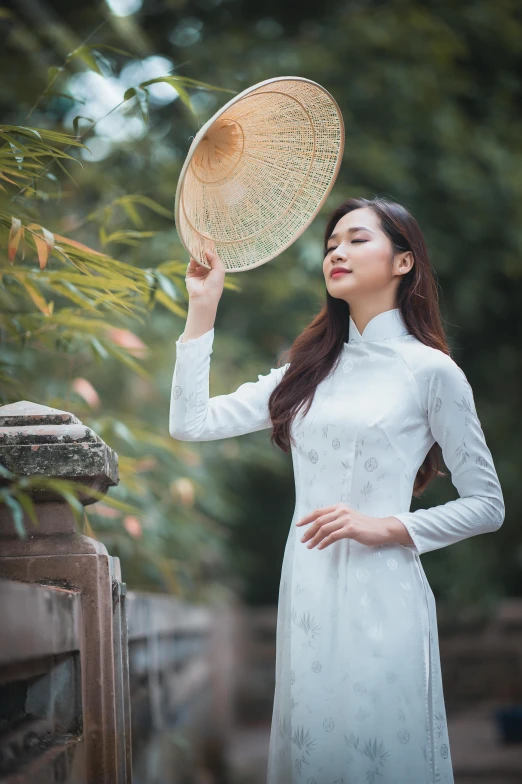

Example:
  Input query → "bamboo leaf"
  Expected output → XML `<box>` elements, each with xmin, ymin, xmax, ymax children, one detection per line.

<box><xmin>47</xmin><ymin>310</ymin><xmax>124</xmax><ymax>331</ymax></box>
<box><xmin>0</xmin><ymin>172</ymin><xmax>19</xmax><ymax>186</ymax></box>
<box><xmin>44</xmin><ymin>486</ymin><xmax>84</xmax><ymax>526</ymax></box>
<box><xmin>54</xmin><ymin>157</ymin><xmax>80</xmax><ymax>187</ymax></box>
<box><xmin>45</xmin><ymin>91</ymin><xmax>84</xmax><ymax>104</ymax></box>
<box><xmin>48</xmin><ymin>272</ymin><xmax>141</xmax><ymax>291</ymax></box>
<box><xmin>155</xmin><ymin>260</ymin><xmax>187</xmax><ymax>274</ymax></box>
<box><xmin>78</xmin><ymin>488</ymin><xmax>141</xmax><ymax>515</ymax></box>
<box><xmin>1</xmin><ymin>168</ymin><xmax>37</xmax><ymax>179</ymax></box>
<box><xmin>33</xmin><ymin>235</ymin><xmax>49</xmax><ymax>270</ymax></box>
<box><xmin>139</xmin><ymin>77</ymin><xmax>194</xmax><ymax>113</ymax></box>
<box><xmin>119</xmin><ymin>195</ymin><xmax>173</xmax><ymax>220</ymax></box>
<box><xmin>29</xmin><ymin>143</ymin><xmax>85</xmax><ymax>161</ymax></box>
<box><xmin>27</xmin><ymin>223</ymin><xmax>54</xmax><ymax>270</ymax></box>
<box><xmin>0</xmin><ymin>462</ymin><xmax>16</xmax><ymax>480</ymax></box>
<box><xmin>15</xmin><ymin>491</ymin><xmax>39</xmax><ymax>527</ymax></box>
<box><xmin>134</xmin><ymin>88</ymin><xmax>149</xmax><ymax>127</ymax></box>
<box><xmin>113</xmin><ymin>420</ymin><xmax>138</xmax><ymax>447</ymax></box>
<box><xmin>73</xmin><ymin>116</ymin><xmax>94</xmax><ymax>138</ymax></box>
<box><xmin>102</xmin><ymin>342</ymin><xmax>151</xmax><ymax>379</ymax></box>
<box><xmin>91</xmin><ymin>50</ymin><xmax>112</xmax><ymax>73</ymax></box>
<box><xmin>54</xmin><ymin>233</ymin><xmax>106</xmax><ymax>256</ymax></box>
<box><xmin>47</xmin><ymin>66</ymin><xmax>63</xmax><ymax>85</ymax></box>
<box><xmin>8</xmin><ymin>217</ymin><xmax>22</xmax><ymax>263</ymax></box>
<box><xmin>89</xmin><ymin>336</ymin><xmax>110</xmax><ymax>359</ymax></box>
<box><xmin>120</xmin><ymin>426</ymin><xmax>183</xmax><ymax>454</ymax></box>
<box><xmin>0</xmin><ymin>125</ymin><xmax>85</xmax><ymax>147</ymax></box>
<box><xmin>70</xmin><ymin>45</ymin><xmax>103</xmax><ymax>75</ymax></box>
<box><xmin>145</xmin><ymin>270</ymin><xmax>158</xmax><ymax>306</ymax></box>
<box><xmin>1</xmin><ymin>135</ymin><xmax>31</xmax><ymax>157</ymax></box>
<box><xmin>95</xmin><ymin>44</ymin><xmax>134</xmax><ymax>57</ymax></box>
<box><xmin>53</xmin><ymin>281</ymin><xmax>97</xmax><ymax>309</ymax></box>
<box><xmin>120</xmin><ymin>198</ymin><xmax>144</xmax><ymax>228</ymax></box>
<box><xmin>0</xmin><ymin>492</ymin><xmax>26</xmax><ymax>538</ymax></box>
<box><xmin>83</xmin><ymin>513</ymin><xmax>97</xmax><ymax>539</ymax></box>
<box><xmin>162</xmin><ymin>74</ymin><xmax>236</xmax><ymax>93</ymax></box>
<box><xmin>15</xmin><ymin>127</ymin><xmax>42</xmax><ymax>140</ymax></box>
<box><xmin>18</xmin><ymin>278</ymin><xmax>52</xmax><ymax>315</ymax></box>
<box><xmin>156</xmin><ymin>272</ymin><xmax>179</xmax><ymax>301</ymax></box>
<box><xmin>154</xmin><ymin>289</ymin><xmax>187</xmax><ymax>317</ymax></box>
<box><xmin>104</xmin><ymin>230</ymin><xmax>157</xmax><ymax>244</ymax></box>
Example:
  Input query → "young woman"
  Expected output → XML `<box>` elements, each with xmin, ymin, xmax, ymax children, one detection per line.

<box><xmin>169</xmin><ymin>196</ymin><xmax>505</xmax><ymax>784</ymax></box>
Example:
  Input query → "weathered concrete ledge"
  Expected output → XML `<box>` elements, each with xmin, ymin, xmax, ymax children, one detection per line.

<box><xmin>0</xmin><ymin>400</ymin><xmax>118</xmax><ymax>505</ymax></box>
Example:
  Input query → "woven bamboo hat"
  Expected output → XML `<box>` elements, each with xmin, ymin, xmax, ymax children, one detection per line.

<box><xmin>175</xmin><ymin>76</ymin><xmax>344</xmax><ymax>272</ymax></box>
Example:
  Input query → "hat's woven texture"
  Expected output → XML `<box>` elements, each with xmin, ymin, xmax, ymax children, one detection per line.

<box><xmin>175</xmin><ymin>76</ymin><xmax>344</xmax><ymax>272</ymax></box>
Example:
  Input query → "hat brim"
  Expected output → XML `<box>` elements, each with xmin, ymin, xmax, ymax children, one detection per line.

<box><xmin>175</xmin><ymin>75</ymin><xmax>345</xmax><ymax>273</ymax></box>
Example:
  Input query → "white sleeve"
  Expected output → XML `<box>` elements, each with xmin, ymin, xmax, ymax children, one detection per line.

<box><xmin>392</xmin><ymin>354</ymin><xmax>505</xmax><ymax>556</ymax></box>
<box><xmin>169</xmin><ymin>327</ymin><xmax>290</xmax><ymax>441</ymax></box>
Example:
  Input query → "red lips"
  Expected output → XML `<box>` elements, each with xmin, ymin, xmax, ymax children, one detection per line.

<box><xmin>331</xmin><ymin>268</ymin><xmax>352</xmax><ymax>278</ymax></box>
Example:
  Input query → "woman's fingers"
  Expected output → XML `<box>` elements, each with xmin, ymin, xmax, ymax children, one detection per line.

<box><xmin>317</xmin><ymin>530</ymin><xmax>344</xmax><ymax>550</ymax></box>
<box><xmin>305</xmin><ymin>521</ymin><xmax>343</xmax><ymax>549</ymax></box>
<box><xmin>299</xmin><ymin>510</ymin><xmax>338</xmax><ymax>541</ymax></box>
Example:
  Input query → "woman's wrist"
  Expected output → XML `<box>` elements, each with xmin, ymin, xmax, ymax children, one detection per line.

<box><xmin>181</xmin><ymin>299</ymin><xmax>218</xmax><ymax>342</ymax></box>
<box><xmin>384</xmin><ymin>516</ymin><xmax>415</xmax><ymax>546</ymax></box>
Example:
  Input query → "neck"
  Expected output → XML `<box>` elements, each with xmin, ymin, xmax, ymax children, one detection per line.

<box><xmin>349</xmin><ymin>302</ymin><xmax>399</xmax><ymax>335</ymax></box>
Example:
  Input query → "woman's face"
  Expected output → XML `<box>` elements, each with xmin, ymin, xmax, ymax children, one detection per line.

<box><xmin>322</xmin><ymin>206</ymin><xmax>410</xmax><ymax>304</ymax></box>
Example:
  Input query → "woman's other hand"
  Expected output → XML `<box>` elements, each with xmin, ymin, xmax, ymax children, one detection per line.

<box><xmin>295</xmin><ymin>504</ymin><xmax>415</xmax><ymax>549</ymax></box>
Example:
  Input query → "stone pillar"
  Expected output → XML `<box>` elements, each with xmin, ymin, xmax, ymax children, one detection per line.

<box><xmin>0</xmin><ymin>401</ymin><xmax>132</xmax><ymax>784</ymax></box>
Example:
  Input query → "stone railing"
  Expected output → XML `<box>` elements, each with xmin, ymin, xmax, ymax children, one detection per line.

<box><xmin>0</xmin><ymin>401</ymin><xmax>235</xmax><ymax>784</ymax></box>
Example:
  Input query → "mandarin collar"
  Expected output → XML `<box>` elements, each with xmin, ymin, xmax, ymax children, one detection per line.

<box><xmin>346</xmin><ymin>308</ymin><xmax>410</xmax><ymax>344</ymax></box>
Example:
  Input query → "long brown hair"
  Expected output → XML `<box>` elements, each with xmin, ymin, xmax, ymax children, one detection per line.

<box><xmin>268</xmin><ymin>196</ymin><xmax>451</xmax><ymax>497</ymax></box>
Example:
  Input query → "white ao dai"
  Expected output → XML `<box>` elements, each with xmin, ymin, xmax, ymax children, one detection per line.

<box><xmin>169</xmin><ymin>307</ymin><xmax>505</xmax><ymax>784</ymax></box>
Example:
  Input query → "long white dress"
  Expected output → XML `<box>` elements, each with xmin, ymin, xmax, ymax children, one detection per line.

<box><xmin>169</xmin><ymin>307</ymin><xmax>505</xmax><ymax>784</ymax></box>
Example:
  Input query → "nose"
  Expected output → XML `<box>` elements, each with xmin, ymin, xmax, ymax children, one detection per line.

<box><xmin>331</xmin><ymin>245</ymin><xmax>348</xmax><ymax>262</ymax></box>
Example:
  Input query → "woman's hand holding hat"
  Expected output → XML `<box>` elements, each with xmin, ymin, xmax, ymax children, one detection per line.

<box><xmin>185</xmin><ymin>249</ymin><xmax>226</xmax><ymax>306</ymax></box>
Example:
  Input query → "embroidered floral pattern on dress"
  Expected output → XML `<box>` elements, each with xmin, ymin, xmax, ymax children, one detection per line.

<box><xmin>365</xmin><ymin>457</ymin><xmax>378</xmax><ymax>471</ymax></box>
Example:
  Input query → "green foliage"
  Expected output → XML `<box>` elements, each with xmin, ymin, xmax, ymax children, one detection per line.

<box><xmin>0</xmin><ymin>23</ymin><xmax>239</xmax><ymax>600</ymax></box>
<box><xmin>1</xmin><ymin>0</ymin><xmax>520</xmax><ymax>611</ymax></box>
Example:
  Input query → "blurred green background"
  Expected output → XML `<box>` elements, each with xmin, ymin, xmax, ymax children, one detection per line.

<box><xmin>1</xmin><ymin>0</ymin><xmax>520</xmax><ymax>618</ymax></box>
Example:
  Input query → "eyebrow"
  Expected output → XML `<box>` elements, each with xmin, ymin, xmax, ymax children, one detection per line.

<box><xmin>328</xmin><ymin>226</ymin><xmax>375</xmax><ymax>242</ymax></box>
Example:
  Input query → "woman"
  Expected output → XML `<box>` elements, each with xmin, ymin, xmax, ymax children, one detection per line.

<box><xmin>169</xmin><ymin>196</ymin><xmax>505</xmax><ymax>783</ymax></box>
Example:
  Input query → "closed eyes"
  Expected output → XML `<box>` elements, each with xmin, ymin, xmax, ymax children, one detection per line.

<box><xmin>325</xmin><ymin>240</ymin><xmax>367</xmax><ymax>254</ymax></box>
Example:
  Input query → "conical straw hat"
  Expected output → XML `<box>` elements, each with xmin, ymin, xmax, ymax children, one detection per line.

<box><xmin>175</xmin><ymin>76</ymin><xmax>344</xmax><ymax>272</ymax></box>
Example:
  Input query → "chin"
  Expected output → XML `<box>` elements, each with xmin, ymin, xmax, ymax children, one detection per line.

<box><xmin>327</xmin><ymin>281</ymin><xmax>356</xmax><ymax>293</ymax></box>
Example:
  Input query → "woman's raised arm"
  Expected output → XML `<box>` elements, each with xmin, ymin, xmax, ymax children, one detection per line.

<box><xmin>169</xmin><ymin>326</ymin><xmax>289</xmax><ymax>441</ymax></box>
<box><xmin>169</xmin><ymin>249</ymin><xmax>289</xmax><ymax>441</ymax></box>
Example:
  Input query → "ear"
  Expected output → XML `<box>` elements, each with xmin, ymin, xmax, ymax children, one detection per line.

<box><xmin>397</xmin><ymin>251</ymin><xmax>414</xmax><ymax>274</ymax></box>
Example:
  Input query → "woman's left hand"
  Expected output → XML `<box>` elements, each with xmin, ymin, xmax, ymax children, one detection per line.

<box><xmin>295</xmin><ymin>504</ymin><xmax>412</xmax><ymax>549</ymax></box>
